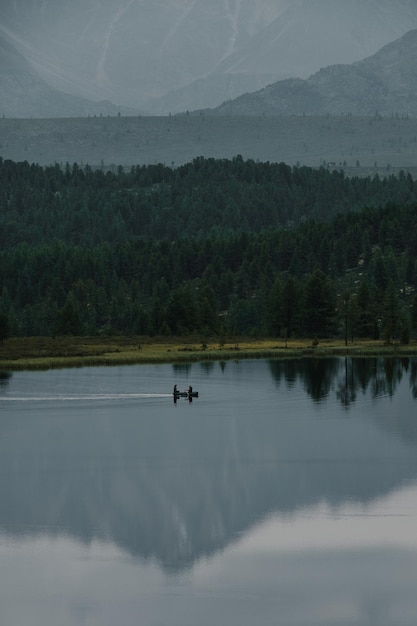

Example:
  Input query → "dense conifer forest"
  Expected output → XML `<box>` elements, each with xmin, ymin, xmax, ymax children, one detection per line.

<box><xmin>1</xmin><ymin>155</ymin><xmax>417</xmax><ymax>341</ymax></box>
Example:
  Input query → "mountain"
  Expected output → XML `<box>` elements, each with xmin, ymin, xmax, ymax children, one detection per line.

<box><xmin>2</xmin><ymin>1</ymin><xmax>417</xmax><ymax>115</ymax></box>
<box><xmin>0</xmin><ymin>35</ymin><xmax>131</xmax><ymax>118</ymax></box>
<box><xmin>210</xmin><ymin>29</ymin><xmax>417</xmax><ymax>117</ymax></box>
<box><xmin>153</xmin><ymin>0</ymin><xmax>417</xmax><ymax>114</ymax></box>
<box><xmin>0</xmin><ymin>0</ymin><xmax>289</xmax><ymax>114</ymax></box>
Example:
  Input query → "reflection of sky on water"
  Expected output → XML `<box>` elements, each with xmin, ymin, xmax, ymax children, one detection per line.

<box><xmin>1</xmin><ymin>483</ymin><xmax>417</xmax><ymax>626</ymax></box>
<box><xmin>239</xmin><ymin>482</ymin><xmax>417</xmax><ymax>552</ymax></box>
<box><xmin>0</xmin><ymin>358</ymin><xmax>416</xmax><ymax>624</ymax></box>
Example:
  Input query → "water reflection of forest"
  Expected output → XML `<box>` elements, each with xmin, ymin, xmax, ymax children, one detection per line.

<box><xmin>268</xmin><ymin>357</ymin><xmax>417</xmax><ymax>405</ymax></box>
<box><xmin>0</xmin><ymin>357</ymin><xmax>416</xmax><ymax>572</ymax></box>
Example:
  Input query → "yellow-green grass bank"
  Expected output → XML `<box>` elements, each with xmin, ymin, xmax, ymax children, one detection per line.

<box><xmin>0</xmin><ymin>336</ymin><xmax>417</xmax><ymax>371</ymax></box>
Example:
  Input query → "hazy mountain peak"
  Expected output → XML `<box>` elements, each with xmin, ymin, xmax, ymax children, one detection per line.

<box><xmin>0</xmin><ymin>32</ymin><xmax>131</xmax><ymax>118</ymax></box>
<box><xmin>2</xmin><ymin>1</ymin><xmax>417</xmax><ymax>115</ymax></box>
<box><xmin>0</xmin><ymin>33</ymin><xmax>32</xmax><ymax>72</ymax></box>
<box><xmin>211</xmin><ymin>28</ymin><xmax>417</xmax><ymax>117</ymax></box>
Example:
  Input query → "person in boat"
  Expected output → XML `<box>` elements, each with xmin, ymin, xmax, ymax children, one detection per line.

<box><xmin>188</xmin><ymin>385</ymin><xmax>193</xmax><ymax>394</ymax></box>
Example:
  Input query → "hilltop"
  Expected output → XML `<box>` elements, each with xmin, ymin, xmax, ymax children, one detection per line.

<box><xmin>211</xmin><ymin>30</ymin><xmax>417</xmax><ymax>117</ymax></box>
<box><xmin>0</xmin><ymin>34</ymin><xmax>130</xmax><ymax>118</ymax></box>
<box><xmin>2</xmin><ymin>0</ymin><xmax>417</xmax><ymax>114</ymax></box>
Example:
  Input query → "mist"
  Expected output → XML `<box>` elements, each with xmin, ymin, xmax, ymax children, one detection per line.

<box><xmin>2</xmin><ymin>0</ymin><xmax>417</xmax><ymax>116</ymax></box>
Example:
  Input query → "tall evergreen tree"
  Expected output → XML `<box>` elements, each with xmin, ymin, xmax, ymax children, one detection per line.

<box><xmin>304</xmin><ymin>269</ymin><xmax>337</xmax><ymax>337</ymax></box>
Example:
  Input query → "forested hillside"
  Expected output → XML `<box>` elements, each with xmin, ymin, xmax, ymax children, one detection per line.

<box><xmin>1</xmin><ymin>156</ymin><xmax>417</xmax><ymax>341</ymax></box>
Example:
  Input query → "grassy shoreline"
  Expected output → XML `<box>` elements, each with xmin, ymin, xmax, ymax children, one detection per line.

<box><xmin>0</xmin><ymin>336</ymin><xmax>416</xmax><ymax>371</ymax></box>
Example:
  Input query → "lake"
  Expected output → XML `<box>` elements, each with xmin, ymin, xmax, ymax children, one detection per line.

<box><xmin>0</xmin><ymin>357</ymin><xmax>416</xmax><ymax>626</ymax></box>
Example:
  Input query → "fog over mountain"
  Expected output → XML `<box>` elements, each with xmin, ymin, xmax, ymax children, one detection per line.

<box><xmin>211</xmin><ymin>29</ymin><xmax>417</xmax><ymax>117</ymax></box>
<box><xmin>0</xmin><ymin>34</ymin><xmax>131</xmax><ymax>118</ymax></box>
<box><xmin>2</xmin><ymin>0</ymin><xmax>417</xmax><ymax>116</ymax></box>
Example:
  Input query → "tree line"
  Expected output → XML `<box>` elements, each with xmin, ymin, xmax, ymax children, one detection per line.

<box><xmin>1</xmin><ymin>155</ymin><xmax>417</xmax><ymax>247</ymax></box>
<box><xmin>1</xmin><ymin>156</ymin><xmax>417</xmax><ymax>341</ymax></box>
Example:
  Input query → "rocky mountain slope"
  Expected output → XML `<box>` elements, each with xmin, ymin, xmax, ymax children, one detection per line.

<box><xmin>211</xmin><ymin>29</ymin><xmax>417</xmax><ymax>117</ymax></box>
<box><xmin>2</xmin><ymin>0</ymin><xmax>417</xmax><ymax>115</ymax></box>
<box><xmin>151</xmin><ymin>0</ymin><xmax>417</xmax><ymax>114</ymax></box>
<box><xmin>0</xmin><ymin>35</ymin><xmax>130</xmax><ymax>118</ymax></box>
<box><xmin>0</xmin><ymin>0</ymin><xmax>288</xmax><ymax>114</ymax></box>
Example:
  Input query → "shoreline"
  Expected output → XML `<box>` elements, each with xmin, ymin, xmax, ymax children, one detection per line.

<box><xmin>0</xmin><ymin>336</ymin><xmax>417</xmax><ymax>371</ymax></box>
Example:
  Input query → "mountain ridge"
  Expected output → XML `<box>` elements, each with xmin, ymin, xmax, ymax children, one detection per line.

<box><xmin>210</xmin><ymin>29</ymin><xmax>417</xmax><ymax>117</ymax></box>
<box><xmin>2</xmin><ymin>0</ymin><xmax>417</xmax><ymax>115</ymax></box>
<box><xmin>0</xmin><ymin>34</ymin><xmax>135</xmax><ymax>118</ymax></box>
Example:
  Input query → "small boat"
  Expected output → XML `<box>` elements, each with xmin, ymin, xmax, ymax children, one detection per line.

<box><xmin>173</xmin><ymin>389</ymin><xmax>199</xmax><ymax>398</ymax></box>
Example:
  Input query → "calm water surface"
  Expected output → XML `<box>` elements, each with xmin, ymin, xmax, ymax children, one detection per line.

<box><xmin>0</xmin><ymin>357</ymin><xmax>417</xmax><ymax>626</ymax></box>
